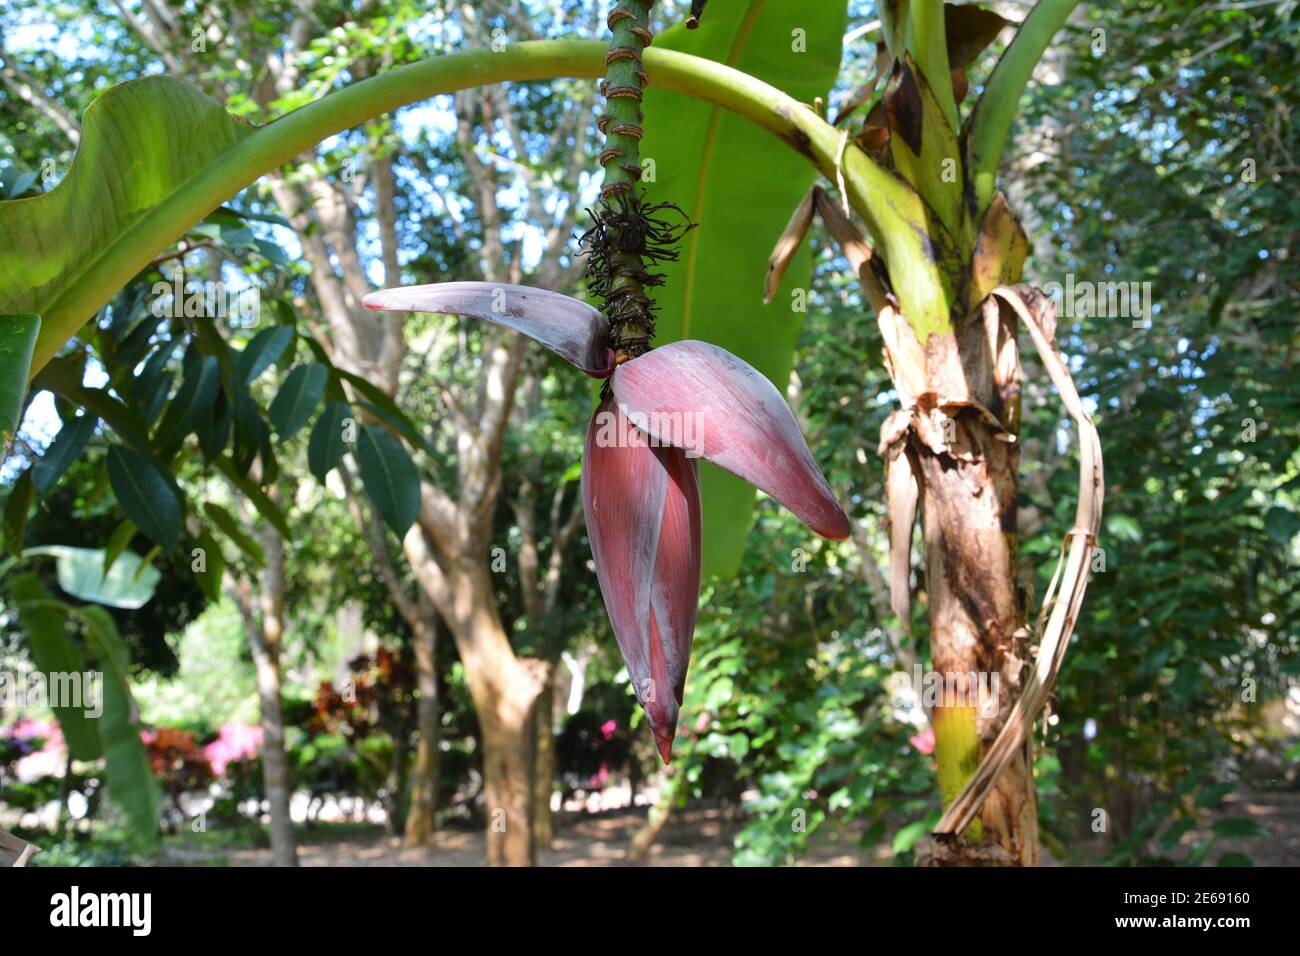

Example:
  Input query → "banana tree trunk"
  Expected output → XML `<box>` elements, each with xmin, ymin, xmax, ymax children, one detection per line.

<box><xmin>915</xmin><ymin>396</ymin><xmax>1037</xmax><ymax>866</ymax></box>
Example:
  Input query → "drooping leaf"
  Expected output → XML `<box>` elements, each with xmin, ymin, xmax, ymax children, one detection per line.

<box><xmin>203</xmin><ymin>501</ymin><xmax>265</xmax><ymax>567</ymax></box>
<box><xmin>1</xmin><ymin>77</ymin><xmax>254</xmax><ymax>373</ymax></box>
<box><xmin>355</xmin><ymin>424</ymin><xmax>420</xmax><ymax>538</ymax></box>
<box><xmin>193</xmin><ymin>529</ymin><xmax>225</xmax><ymax>602</ymax></box>
<box><xmin>237</xmin><ymin>325</ymin><xmax>295</xmax><ymax>383</ymax></box>
<box><xmin>212</xmin><ymin>455</ymin><xmax>291</xmax><ymax>538</ymax></box>
<box><xmin>269</xmin><ymin>362</ymin><xmax>328</xmax><ymax>439</ymax></box>
<box><xmin>641</xmin><ymin>0</ymin><xmax>849</xmax><ymax>577</ymax></box>
<box><xmin>3</xmin><ymin>469</ymin><xmax>34</xmax><ymax>557</ymax></box>
<box><xmin>308</xmin><ymin>400</ymin><xmax>352</xmax><ymax>482</ymax></box>
<box><xmin>106</xmin><ymin>444</ymin><xmax>184</xmax><ymax>551</ymax></box>
<box><xmin>0</xmin><ymin>313</ymin><xmax>40</xmax><ymax>448</ymax></box>
<box><xmin>76</xmin><ymin>606</ymin><xmax>161</xmax><ymax>852</ymax></box>
<box><xmin>10</xmin><ymin>574</ymin><xmax>100</xmax><ymax>761</ymax></box>
<box><xmin>31</xmin><ymin>413</ymin><xmax>97</xmax><ymax>498</ymax></box>
<box><xmin>24</xmin><ymin>545</ymin><xmax>160</xmax><ymax>609</ymax></box>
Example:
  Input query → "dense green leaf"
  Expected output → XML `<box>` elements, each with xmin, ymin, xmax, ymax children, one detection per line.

<box><xmin>308</xmin><ymin>400</ymin><xmax>352</xmax><ymax>481</ymax></box>
<box><xmin>106</xmin><ymin>444</ymin><xmax>184</xmax><ymax>551</ymax></box>
<box><xmin>1212</xmin><ymin>817</ymin><xmax>1268</xmax><ymax>839</ymax></box>
<box><xmin>156</xmin><ymin>354</ymin><xmax>221</xmax><ymax>453</ymax></box>
<box><xmin>32</xmin><ymin>413</ymin><xmax>98</xmax><ymax>498</ymax></box>
<box><xmin>269</xmin><ymin>362</ymin><xmax>328</xmax><ymax>439</ymax></box>
<box><xmin>355</xmin><ymin>424</ymin><xmax>420</xmax><ymax>537</ymax></box>
<box><xmin>237</xmin><ymin>325</ymin><xmax>295</xmax><ymax>383</ymax></box>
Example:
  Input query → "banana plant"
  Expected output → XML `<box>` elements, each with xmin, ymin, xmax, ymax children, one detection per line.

<box><xmin>0</xmin><ymin>1</ymin><xmax>1093</xmax><ymax>865</ymax></box>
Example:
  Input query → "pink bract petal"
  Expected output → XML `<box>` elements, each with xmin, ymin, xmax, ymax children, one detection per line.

<box><xmin>582</xmin><ymin>398</ymin><xmax>701</xmax><ymax>763</ymax></box>
<box><xmin>611</xmin><ymin>340</ymin><xmax>851</xmax><ymax>539</ymax></box>
<box><xmin>650</xmin><ymin>446</ymin><xmax>701</xmax><ymax>711</ymax></box>
<box><xmin>363</xmin><ymin>281</ymin><xmax>614</xmax><ymax>377</ymax></box>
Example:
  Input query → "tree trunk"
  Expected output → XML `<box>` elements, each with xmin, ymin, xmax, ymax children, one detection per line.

<box><xmin>533</xmin><ymin>675</ymin><xmax>556</xmax><ymax>849</ymax></box>
<box><xmin>479</xmin><ymin>690</ymin><xmax>542</xmax><ymax>866</ymax></box>
<box><xmin>246</xmin><ymin>528</ymin><xmax>298</xmax><ymax>867</ymax></box>
<box><xmin>915</xmin><ymin>407</ymin><xmax>1037</xmax><ymax>866</ymax></box>
<box><xmin>403</xmin><ymin>603</ymin><xmax>441</xmax><ymax>846</ymax></box>
<box><xmin>872</xmin><ymin>236</ymin><xmax>1039</xmax><ymax>864</ymax></box>
<box><xmin>403</xmin><ymin>538</ymin><xmax>548</xmax><ymax>866</ymax></box>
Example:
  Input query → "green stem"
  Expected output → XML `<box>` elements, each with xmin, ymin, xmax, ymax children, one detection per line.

<box><xmin>967</xmin><ymin>0</ymin><xmax>1081</xmax><ymax>217</ymax></box>
<box><xmin>595</xmin><ymin>0</ymin><xmax>657</xmax><ymax>355</ymax></box>
<box><xmin>599</xmin><ymin>1</ymin><xmax>654</xmax><ymax>195</ymax></box>
<box><xmin>26</xmin><ymin>39</ymin><xmax>946</xmax><ymax>374</ymax></box>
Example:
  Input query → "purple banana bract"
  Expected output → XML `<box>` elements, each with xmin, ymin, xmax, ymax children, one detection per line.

<box><xmin>364</xmin><ymin>281</ymin><xmax>850</xmax><ymax>761</ymax></box>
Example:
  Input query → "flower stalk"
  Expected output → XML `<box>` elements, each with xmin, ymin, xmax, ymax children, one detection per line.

<box><xmin>584</xmin><ymin>0</ymin><xmax>686</xmax><ymax>361</ymax></box>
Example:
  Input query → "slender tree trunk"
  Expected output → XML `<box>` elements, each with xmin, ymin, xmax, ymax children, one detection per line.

<box><xmin>403</xmin><ymin>601</ymin><xmax>441</xmax><ymax>846</ymax></box>
<box><xmin>238</xmin><ymin>527</ymin><xmax>298</xmax><ymax>867</ymax></box>
<box><xmin>532</xmin><ymin>675</ymin><xmax>556</xmax><ymax>849</ymax></box>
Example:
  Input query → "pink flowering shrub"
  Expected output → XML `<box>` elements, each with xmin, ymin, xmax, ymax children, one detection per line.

<box><xmin>910</xmin><ymin>727</ymin><xmax>936</xmax><ymax>756</ymax></box>
<box><xmin>204</xmin><ymin>721</ymin><xmax>263</xmax><ymax>775</ymax></box>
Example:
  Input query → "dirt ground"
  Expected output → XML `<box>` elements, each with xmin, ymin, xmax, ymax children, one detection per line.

<box><xmin>161</xmin><ymin>787</ymin><xmax>1300</xmax><ymax>868</ymax></box>
<box><xmin>163</xmin><ymin>804</ymin><xmax>886</xmax><ymax>867</ymax></box>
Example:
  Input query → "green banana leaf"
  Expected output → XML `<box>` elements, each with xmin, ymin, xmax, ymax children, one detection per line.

<box><xmin>0</xmin><ymin>80</ymin><xmax>252</xmax><ymax>372</ymax></box>
<box><xmin>642</xmin><ymin>0</ymin><xmax>848</xmax><ymax>578</ymax></box>
<box><xmin>23</xmin><ymin>545</ymin><xmax>161</xmax><ymax>609</ymax></box>
<box><xmin>77</xmin><ymin>605</ymin><xmax>161</xmax><ymax>853</ymax></box>
<box><xmin>0</xmin><ymin>313</ymin><xmax>39</xmax><ymax>451</ymax></box>
<box><xmin>11</xmin><ymin>573</ymin><xmax>100</xmax><ymax>761</ymax></box>
<box><xmin>10</xmin><ymin>576</ymin><xmax>161</xmax><ymax>851</ymax></box>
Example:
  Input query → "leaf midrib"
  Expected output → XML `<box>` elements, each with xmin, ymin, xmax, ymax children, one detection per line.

<box><xmin>680</xmin><ymin>0</ymin><xmax>767</xmax><ymax>340</ymax></box>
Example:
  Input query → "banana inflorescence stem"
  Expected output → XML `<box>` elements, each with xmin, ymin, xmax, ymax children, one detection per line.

<box><xmin>582</xmin><ymin>1</ymin><xmax>693</xmax><ymax>362</ymax></box>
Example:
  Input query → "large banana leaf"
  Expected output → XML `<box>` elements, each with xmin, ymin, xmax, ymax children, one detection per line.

<box><xmin>78</xmin><ymin>605</ymin><xmax>161</xmax><ymax>852</ymax></box>
<box><xmin>24</xmin><ymin>545</ymin><xmax>161</xmax><ymax>609</ymax></box>
<box><xmin>1</xmin><ymin>80</ymin><xmax>252</xmax><ymax>372</ymax></box>
<box><xmin>10</xmin><ymin>575</ymin><xmax>160</xmax><ymax>850</ymax></box>
<box><xmin>12</xmin><ymin>573</ymin><xmax>100</xmax><ymax>761</ymax></box>
<box><xmin>642</xmin><ymin>0</ymin><xmax>848</xmax><ymax>578</ymax></box>
<box><xmin>0</xmin><ymin>313</ymin><xmax>39</xmax><ymax>450</ymax></box>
